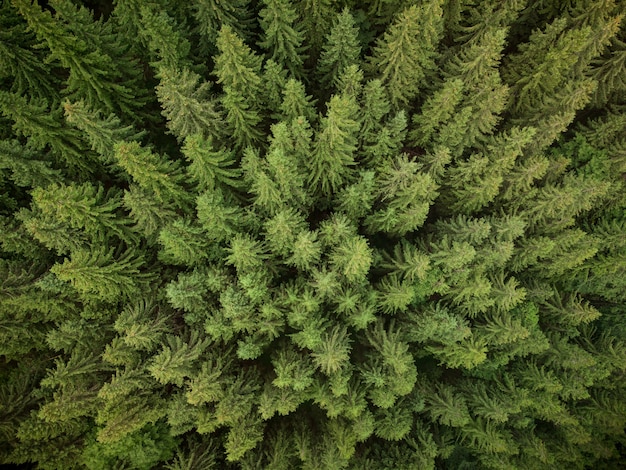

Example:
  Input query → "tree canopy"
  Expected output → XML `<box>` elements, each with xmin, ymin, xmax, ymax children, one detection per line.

<box><xmin>1</xmin><ymin>1</ymin><xmax>626</xmax><ymax>469</ymax></box>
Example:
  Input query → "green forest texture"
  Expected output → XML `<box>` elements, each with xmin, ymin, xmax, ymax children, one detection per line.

<box><xmin>1</xmin><ymin>0</ymin><xmax>626</xmax><ymax>468</ymax></box>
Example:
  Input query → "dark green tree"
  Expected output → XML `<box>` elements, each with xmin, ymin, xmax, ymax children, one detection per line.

<box><xmin>317</xmin><ymin>8</ymin><xmax>362</xmax><ymax>91</ymax></box>
<box><xmin>258</xmin><ymin>0</ymin><xmax>307</xmax><ymax>78</ymax></box>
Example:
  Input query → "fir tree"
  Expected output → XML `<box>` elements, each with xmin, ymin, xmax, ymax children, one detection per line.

<box><xmin>138</xmin><ymin>4</ymin><xmax>192</xmax><ymax>71</ymax></box>
<box><xmin>263</xmin><ymin>59</ymin><xmax>289</xmax><ymax>118</ymax></box>
<box><xmin>317</xmin><ymin>8</ymin><xmax>362</xmax><ymax>91</ymax></box>
<box><xmin>359</xmin><ymin>79</ymin><xmax>392</xmax><ymax>147</ymax></box>
<box><xmin>3</xmin><ymin>2</ymin><xmax>626</xmax><ymax>469</ymax></box>
<box><xmin>0</xmin><ymin>91</ymin><xmax>92</xmax><ymax>175</ymax></box>
<box><xmin>63</xmin><ymin>101</ymin><xmax>144</xmax><ymax>164</ymax></box>
<box><xmin>364</xmin><ymin>154</ymin><xmax>439</xmax><ymax>236</ymax></box>
<box><xmin>50</xmin><ymin>248</ymin><xmax>154</xmax><ymax>302</ymax></box>
<box><xmin>0</xmin><ymin>3</ymin><xmax>59</xmax><ymax>100</ymax></box>
<box><xmin>258</xmin><ymin>0</ymin><xmax>307</xmax><ymax>79</ymax></box>
<box><xmin>114</xmin><ymin>141</ymin><xmax>191</xmax><ymax>209</ymax></box>
<box><xmin>13</xmin><ymin>0</ymin><xmax>148</xmax><ymax>119</ymax></box>
<box><xmin>367</xmin><ymin>2</ymin><xmax>444</xmax><ymax>107</ymax></box>
<box><xmin>294</xmin><ymin>0</ymin><xmax>335</xmax><ymax>60</ymax></box>
<box><xmin>0</xmin><ymin>139</ymin><xmax>62</xmax><ymax>188</ymax></box>
<box><xmin>409</xmin><ymin>78</ymin><xmax>464</xmax><ymax>148</ymax></box>
<box><xmin>214</xmin><ymin>25</ymin><xmax>264</xmax><ymax>106</ymax></box>
<box><xmin>191</xmin><ymin>0</ymin><xmax>255</xmax><ymax>57</ymax></box>
<box><xmin>503</xmin><ymin>18</ymin><xmax>591</xmax><ymax>118</ymax></box>
<box><xmin>182</xmin><ymin>133</ymin><xmax>242</xmax><ymax>193</ymax></box>
<box><xmin>155</xmin><ymin>67</ymin><xmax>224</xmax><ymax>142</ymax></box>
<box><xmin>24</xmin><ymin>182</ymin><xmax>136</xmax><ymax>251</ymax></box>
<box><xmin>307</xmin><ymin>93</ymin><xmax>360</xmax><ymax>196</ymax></box>
<box><xmin>280</xmin><ymin>79</ymin><xmax>317</xmax><ymax>123</ymax></box>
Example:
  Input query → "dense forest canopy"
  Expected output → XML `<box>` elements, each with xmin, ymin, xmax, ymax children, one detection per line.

<box><xmin>1</xmin><ymin>0</ymin><xmax>626</xmax><ymax>468</ymax></box>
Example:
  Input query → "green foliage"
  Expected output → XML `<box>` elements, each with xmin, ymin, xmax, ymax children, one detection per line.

<box><xmin>409</xmin><ymin>78</ymin><xmax>464</xmax><ymax>148</ymax></box>
<box><xmin>3</xmin><ymin>2</ymin><xmax>626</xmax><ymax>469</ymax></box>
<box><xmin>0</xmin><ymin>90</ymin><xmax>91</xmax><ymax>174</ymax></box>
<box><xmin>82</xmin><ymin>422</ymin><xmax>178</xmax><ymax>470</ymax></box>
<box><xmin>114</xmin><ymin>141</ymin><xmax>190</xmax><ymax>209</ymax></box>
<box><xmin>156</xmin><ymin>67</ymin><xmax>223</xmax><ymax>142</ymax></box>
<box><xmin>63</xmin><ymin>100</ymin><xmax>144</xmax><ymax>164</ymax></box>
<box><xmin>23</xmin><ymin>182</ymin><xmax>136</xmax><ymax>253</ymax></box>
<box><xmin>280</xmin><ymin>79</ymin><xmax>317</xmax><ymax>123</ymax></box>
<box><xmin>149</xmin><ymin>331</ymin><xmax>210</xmax><ymax>387</ymax></box>
<box><xmin>138</xmin><ymin>5</ymin><xmax>192</xmax><ymax>71</ymax></box>
<box><xmin>367</xmin><ymin>2</ymin><xmax>444</xmax><ymax>107</ymax></box>
<box><xmin>0</xmin><ymin>3</ymin><xmax>58</xmax><ymax>100</ymax></box>
<box><xmin>13</xmin><ymin>0</ymin><xmax>149</xmax><ymax>119</ymax></box>
<box><xmin>214</xmin><ymin>25</ymin><xmax>263</xmax><ymax>104</ymax></box>
<box><xmin>183</xmin><ymin>134</ymin><xmax>242</xmax><ymax>192</ymax></box>
<box><xmin>258</xmin><ymin>0</ymin><xmax>306</xmax><ymax>78</ymax></box>
<box><xmin>191</xmin><ymin>0</ymin><xmax>255</xmax><ymax>57</ymax></box>
<box><xmin>307</xmin><ymin>93</ymin><xmax>360</xmax><ymax>196</ymax></box>
<box><xmin>51</xmin><ymin>248</ymin><xmax>154</xmax><ymax>302</ymax></box>
<box><xmin>364</xmin><ymin>154</ymin><xmax>439</xmax><ymax>236</ymax></box>
<box><xmin>317</xmin><ymin>8</ymin><xmax>362</xmax><ymax>90</ymax></box>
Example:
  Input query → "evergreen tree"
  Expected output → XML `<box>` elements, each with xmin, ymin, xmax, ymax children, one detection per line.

<box><xmin>359</xmin><ymin>79</ymin><xmax>392</xmax><ymax>147</ymax></box>
<box><xmin>441</xmin><ymin>127</ymin><xmax>536</xmax><ymax>214</ymax></box>
<box><xmin>182</xmin><ymin>133</ymin><xmax>242</xmax><ymax>193</ymax></box>
<box><xmin>263</xmin><ymin>59</ymin><xmax>289</xmax><ymax>118</ymax></box>
<box><xmin>214</xmin><ymin>25</ymin><xmax>264</xmax><ymax>106</ymax></box>
<box><xmin>307</xmin><ymin>93</ymin><xmax>360</xmax><ymax>197</ymax></box>
<box><xmin>317</xmin><ymin>8</ymin><xmax>362</xmax><ymax>91</ymax></box>
<box><xmin>3</xmin><ymin>2</ymin><xmax>626</xmax><ymax>469</ymax></box>
<box><xmin>367</xmin><ymin>2</ymin><xmax>444</xmax><ymax>107</ymax></box>
<box><xmin>149</xmin><ymin>331</ymin><xmax>210</xmax><ymax>386</ymax></box>
<box><xmin>13</xmin><ymin>0</ymin><xmax>148</xmax><ymax>119</ymax></box>
<box><xmin>21</xmin><ymin>182</ymin><xmax>136</xmax><ymax>254</ymax></box>
<box><xmin>294</xmin><ymin>0</ymin><xmax>335</xmax><ymax>60</ymax></box>
<box><xmin>0</xmin><ymin>3</ymin><xmax>59</xmax><ymax>100</ymax></box>
<box><xmin>364</xmin><ymin>154</ymin><xmax>439</xmax><ymax>236</ymax></box>
<box><xmin>0</xmin><ymin>139</ymin><xmax>62</xmax><ymax>188</ymax></box>
<box><xmin>138</xmin><ymin>4</ymin><xmax>193</xmax><ymax>71</ymax></box>
<box><xmin>158</xmin><ymin>218</ymin><xmax>213</xmax><ymax>266</ymax></box>
<box><xmin>155</xmin><ymin>67</ymin><xmax>224</xmax><ymax>142</ymax></box>
<box><xmin>214</xmin><ymin>26</ymin><xmax>266</xmax><ymax>147</ymax></box>
<box><xmin>502</xmin><ymin>18</ymin><xmax>594</xmax><ymax>126</ymax></box>
<box><xmin>590</xmin><ymin>34</ymin><xmax>626</xmax><ymax>107</ymax></box>
<box><xmin>191</xmin><ymin>0</ymin><xmax>255</xmax><ymax>57</ymax></box>
<box><xmin>63</xmin><ymin>100</ymin><xmax>144</xmax><ymax>164</ymax></box>
<box><xmin>409</xmin><ymin>78</ymin><xmax>464</xmax><ymax>148</ymax></box>
<box><xmin>280</xmin><ymin>79</ymin><xmax>317</xmax><ymax>123</ymax></box>
<box><xmin>50</xmin><ymin>247</ymin><xmax>154</xmax><ymax>302</ymax></box>
<box><xmin>114</xmin><ymin>141</ymin><xmax>191</xmax><ymax>209</ymax></box>
<box><xmin>258</xmin><ymin>0</ymin><xmax>307</xmax><ymax>79</ymax></box>
<box><xmin>0</xmin><ymin>91</ymin><xmax>93</xmax><ymax>175</ymax></box>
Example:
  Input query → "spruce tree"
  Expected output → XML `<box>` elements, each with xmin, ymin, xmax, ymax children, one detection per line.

<box><xmin>114</xmin><ymin>141</ymin><xmax>191</xmax><ymax>209</ymax></box>
<box><xmin>63</xmin><ymin>100</ymin><xmax>144</xmax><ymax>164</ymax></box>
<box><xmin>155</xmin><ymin>67</ymin><xmax>223</xmax><ymax>142</ymax></box>
<box><xmin>0</xmin><ymin>3</ymin><xmax>59</xmax><ymax>100</ymax></box>
<box><xmin>367</xmin><ymin>2</ymin><xmax>444</xmax><ymax>107</ymax></box>
<box><xmin>214</xmin><ymin>25</ymin><xmax>266</xmax><ymax>147</ymax></box>
<box><xmin>191</xmin><ymin>0</ymin><xmax>255</xmax><ymax>57</ymax></box>
<box><xmin>0</xmin><ymin>91</ymin><xmax>93</xmax><ymax>175</ymax></box>
<box><xmin>258</xmin><ymin>0</ymin><xmax>307</xmax><ymax>79</ymax></box>
<box><xmin>317</xmin><ymin>8</ymin><xmax>362</xmax><ymax>91</ymax></box>
<box><xmin>50</xmin><ymin>248</ymin><xmax>154</xmax><ymax>302</ymax></box>
<box><xmin>2</xmin><ymin>2</ymin><xmax>626</xmax><ymax>469</ymax></box>
<box><xmin>214</xmin><ymin>25</ymin><xmax>264</xmax><ymax>105</ymax></box>
<box><xmin>307</xmin><ymin>93</ymin><xmax>360</xmax><ymax>197</ymax></box>
<box><xmin>13</xmin><ymin>0</ymin><xmax>148</xmax><ymax>119</ymax></box>
<box><xmin>280</xmin><ymin>79</ymin><xmax>317</xmax><ymax>123</ymax></box>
